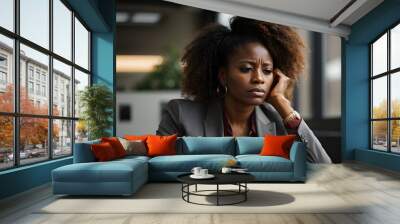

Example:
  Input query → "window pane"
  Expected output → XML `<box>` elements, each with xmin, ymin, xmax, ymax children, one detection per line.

<box><xmin>372</xmin><ymin>121</ymin><xmax>388</xmax><ymax>151</ymax></box>
<box><xmin>372</xmin><ymin>33</ymin><xmax>387</xmax><ymax>76</ymax></box>
<box><xmin>0</xmin><ymin>0</ymin><xmax>14</xmax><ymax>31</ymax></box>
<box><xmin>20</xmin><ymin>117</ymin><xmax>49</xmax><ymax>165</ymax></box>
<box><xmin>0</xmin><ymin>34</ymin><xmax>14</xmax><ymax>112</ymax></box>
<box><xmin>53</xmin><ymin>0</ymin><xmax>72</xmax><ymax>60</ymax></box>
<box><xmin>391</xmin><ymin>120</ymin><xmax>400</xmax><ymax>153</ymax></box>
<box><xmin>391</xmin><ymin>72</ymin><xmax>400</xmax><ymax>118</ymax></box>
<box><xmin>75</xmin><ymin>120</ymin><xmax>88</xmax><ymax>143</ymax></box>
<box><xmin>74</xmin><ymin>17</ymin><xmax>89</xmax><ymax>70</ymax></box>
<box><xmin>53</xmin><ymin>119</ymin><xmax>72</xmax><ymax>158</ymax></box>
<box><xmin>53</xmin><ymin>59</ymin><xmax>72</xmax><ymax>117</ymax></box>
<box><xmin>372</xmin><ymin>76</ymin><xmax>387</xmax><ymax>119</ymax></box>
<box><xmin>0</xmin><ymin>116</ymin><xmax>13</xmax><ymax>170</ymax></box>
<box><xmin>391</xmin><ymin>24</ymin><xmax>400</xmax><ymax>70</ymax></box>
<box><xmin>74</xmin><ymin>69</ymin><xmax>89</xmax><ymax>118</ymax></box>
<box><xmin>20</xmin><ymin>44</ymin><xmax>49</xmax><ymax>115</ymax></box>
<box><xmin>20</xmin><ymin>0</ymin><xmax>49</xmax><ymax>49</ymax></box>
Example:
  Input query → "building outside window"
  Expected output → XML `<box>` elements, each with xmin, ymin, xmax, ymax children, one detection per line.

<box><xmin>370</xmin><ymin>23</ymin><xmax>400</xmax><ymax>154</ymax></box>
<box><xmin>0</xmin><ymin>0</ymin><xmax>91</xmax><ymax>170</ymax></box>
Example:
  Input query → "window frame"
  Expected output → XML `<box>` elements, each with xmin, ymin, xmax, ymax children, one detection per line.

<box><xmin>370</xmin><ymin>20</ymin><xmax>400</xmax><ymax>154</ymax></box>
<box><xmin>0</xmin><ymin>0</ymin><xmax>92</xmax><ymax>171</ymax></box>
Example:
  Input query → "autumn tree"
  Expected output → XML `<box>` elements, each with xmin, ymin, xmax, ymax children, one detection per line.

<box><xmin>0</xmin><ymin>84</ymin><xmax>59</xmax><ymax>152</ymax></box>
<box><xmin>372</xmin><ymin>99</ymin><xmax>400</xmax><ymax>143</ymax></box>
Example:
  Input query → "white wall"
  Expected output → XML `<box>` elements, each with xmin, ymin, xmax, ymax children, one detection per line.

<box><xmin>116</xmin><ymin>90</ymin><xmax>182</xmax><ymax>137</ymax></box>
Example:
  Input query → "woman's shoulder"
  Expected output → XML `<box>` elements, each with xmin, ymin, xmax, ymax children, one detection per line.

<box><xmin>164</xmin><ymin>98</ymin><xmax>207</xmax><ymax>111</ymax></box>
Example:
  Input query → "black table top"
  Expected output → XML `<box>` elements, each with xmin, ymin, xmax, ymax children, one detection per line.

<box><xmin>177</xmin><ymin>172</ymin><xmax>255</xmax><ymax>185</ymax></box>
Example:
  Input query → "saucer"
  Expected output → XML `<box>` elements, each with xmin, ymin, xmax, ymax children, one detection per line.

<box><xmin>190</xmin><ymin>174</ymin><xmax>215</xmax><ymax>179</ymax></box>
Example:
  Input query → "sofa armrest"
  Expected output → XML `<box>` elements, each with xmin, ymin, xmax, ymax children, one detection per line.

<box><xmin>289</xmin><ymin>141</ymin><xmax>307</xmax><ymax>181</ymax></box>
<box><xmin>73</xmin><ymin>140</ymin><xmax>100</xmax><ymax>163</ymax></box>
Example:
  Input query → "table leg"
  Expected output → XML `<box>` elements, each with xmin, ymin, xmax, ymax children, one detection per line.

<box><xmin>195</xmin><ymin>184</ymin><xmax>197</xmax><ymax>192</ymax></box>
<box><xmin>245</xmin><ymin>183</ymin><xmax>247</xmax><ymax>201</ymax></box>
<box><xmin>217</xmin><ymin>184</ymin><xmax>219</xmax><ymax>206</ymax></box>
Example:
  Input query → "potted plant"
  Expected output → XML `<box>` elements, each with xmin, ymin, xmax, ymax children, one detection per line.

<box><xmin>79</xmin><ymin>84</ymin><xmax>113</xmax><ymax>140</ymax></box>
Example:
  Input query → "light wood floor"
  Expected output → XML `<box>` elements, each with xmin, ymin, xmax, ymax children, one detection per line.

<box><xmin>1</xmin><ymin>162</ymin><xmax>400</xmax><ymax>224</ymax></box>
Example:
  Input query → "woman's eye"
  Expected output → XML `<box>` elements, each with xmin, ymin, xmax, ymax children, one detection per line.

<box><xmin>239</xmin><ymin>67</ymin><xmax>252</xmax><ymax>73</ymax></box>
<box><xmin>263</xmin><ymin>69</ymin><xmax>272</xmax><ymax>74</ymax></box>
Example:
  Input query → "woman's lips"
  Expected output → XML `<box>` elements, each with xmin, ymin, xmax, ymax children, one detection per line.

<box><xmin>248</xmin><ymin>89</ymin><xmax>265</xmax><ymax>97</ymax></box>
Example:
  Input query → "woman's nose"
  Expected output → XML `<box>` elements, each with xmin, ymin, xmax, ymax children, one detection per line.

<box><xmin>251</xmin><ymin>69</ymin><xmax>264</xmax><ymax>83</ymax></box>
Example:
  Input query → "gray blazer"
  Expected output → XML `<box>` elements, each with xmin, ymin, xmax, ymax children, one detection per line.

<box><xmin>156</xmin><ymin>98</ymin><xmax>332</xmax><ymax>163</ymax></box>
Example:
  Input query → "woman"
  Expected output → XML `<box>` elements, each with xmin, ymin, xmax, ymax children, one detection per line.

<box><xmin>156</xmin><ymin>16</ymin><xmax>331</xmax><ymax>163</ymax></box>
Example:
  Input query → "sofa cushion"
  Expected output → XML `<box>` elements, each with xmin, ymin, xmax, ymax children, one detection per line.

<box><xmin>148</xmin><ymin>154</ymin><xmax>235</xmax><ymax>172</ymax></box>
<box><xmin>236</xmin><ymin>155</ymin><xmax>293</xmax><ymax>172</ymax></box>
<box><xmin>90</xmin><ymin>142</ymin><xmax>118</xmax><ymax>161</ymax></box>
<box><xmin>147</xmin><ymin>134</ymin><xmax>177</xmax><ymax>157</ymax></box>
<box><xmin>235</xmin><ymin>137</ymin><xmax>264</xmax><ymax>155</ymax></box>
<box><xmin>178</xmin><ymin>137</ymin><xmax>235</xmax><ymax>155</ymax></box>
<box><xmin>101</xmin><ymin>137</ymin><xmax>127</xmax><ymax>158</ymax></box>
<box><xmin>260</xmin><ymin>135</ymin><xmax>296</xmax><ymax>159</ymax></box>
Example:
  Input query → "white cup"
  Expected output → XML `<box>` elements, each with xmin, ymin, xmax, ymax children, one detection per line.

<box><xmin>191</xmin><ymin>167</ymin><xmax>202</xmax><ymax>176</ymax></box>
<box><xmin>200</xmin><ymin>169</ymin><xmax>208</xmax><ymax>176</ymax></box>
<box><xmin>221</xmin><ymin>167</ymin><xmax>232</xmax><ymax>174</ymax></box>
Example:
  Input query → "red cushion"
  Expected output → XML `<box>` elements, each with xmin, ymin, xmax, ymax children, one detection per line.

<box><xmin>146</xmin><ymin>134</ymin><xmax>177</xmax><ymax>157</ymax></box>
<box><xmin>101</xmin><ymin>137</ymin><xmax>127</xmax><ymax>158</ymax></box>
<box><xmin>259</xmin><ymin>135</ymin><xmax>296</xmax><ymax>159</ymax></box>
<box><xmin>91</xmin><ymin>142</ymin><xmax>118</xmax><ymax>161</ymax></box>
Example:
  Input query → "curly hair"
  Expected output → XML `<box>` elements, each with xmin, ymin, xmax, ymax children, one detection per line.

<box><xmin>181</xmin><ymin>16</ymin><xmax>305</xmax><ymax>102</ymax></box>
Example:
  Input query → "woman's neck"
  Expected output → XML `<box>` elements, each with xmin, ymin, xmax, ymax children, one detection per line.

<box><xmin>223</xmin><ymin>96</ymin><xmax>255</xmax><ymax>125</ymax></box>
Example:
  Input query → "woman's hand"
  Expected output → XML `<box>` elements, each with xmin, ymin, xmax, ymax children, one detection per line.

<box><xmin>266</xmin><ymin>69</ymin><xmax>294</xmax><ymax>119</ymax></box>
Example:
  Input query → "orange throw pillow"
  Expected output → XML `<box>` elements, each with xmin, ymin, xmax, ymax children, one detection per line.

<box><xmin>146</xmin><ymin>134</ymin><xmax>177</xmax><ymax>157</ymax></box>
<box><xmin>101</xmin><ymin>137</ymin><xmax>127</xmax><ymax>158</ymax></box>
<box><xmin>124</xmin><ymin>135</ymin><xmax>153</xmax><ymax>141</ymax></box>
<box><xmin>91</xmin><ymin>142</ymin><xmax>117</xmax><ymax>162</ymax></box>
<box><xmin>259</xmin><ymin>135</ymin><xmax>296</xmax><ymax>159</ymax></box>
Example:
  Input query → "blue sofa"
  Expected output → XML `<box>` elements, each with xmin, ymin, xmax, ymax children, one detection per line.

<box><xmin>52</xmin><ymin>137</ymin><xmax>306</xmax><ymax>196</ymax></box>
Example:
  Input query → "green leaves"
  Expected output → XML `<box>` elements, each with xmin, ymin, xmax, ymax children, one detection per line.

<box><xmin>135</xmin><ymin>47</ymin><xmax>182</xmax><ymax>90</ymax></box>
<box><xmin>79</xmin><ymin>84</ymin><xmax>113</xmax><ymax>140</ymax></box>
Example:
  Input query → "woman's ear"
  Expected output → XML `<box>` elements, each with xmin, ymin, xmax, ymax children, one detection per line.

<box><xmin>218</xmin><ymin>69</ymin><xmax>226</xmax><ymax>86</ymax></box>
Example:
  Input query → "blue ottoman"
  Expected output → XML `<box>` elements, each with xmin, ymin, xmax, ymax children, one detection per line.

<box><xmin>52</xmin><ymin>156</ymin><xmax>148</xmax><ymax>196</ymax></box>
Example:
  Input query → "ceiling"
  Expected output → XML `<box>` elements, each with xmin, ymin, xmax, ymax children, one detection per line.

<box><xmin>163</xmin><ymin>0</ymin><xmax>384</xmax><ymax>38</ymax></box>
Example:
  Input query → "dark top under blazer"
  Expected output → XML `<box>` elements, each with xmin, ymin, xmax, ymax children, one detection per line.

<box><xmin>156</xmin><ymin>98</ymin><xmax>332</xmax><ymax>163</ymax></box>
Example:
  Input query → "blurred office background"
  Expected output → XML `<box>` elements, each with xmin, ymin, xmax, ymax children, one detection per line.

<box><xmin>115</xmin><ymin>0</ymin><xmax>342</xmax><ymax>162</ymax></box>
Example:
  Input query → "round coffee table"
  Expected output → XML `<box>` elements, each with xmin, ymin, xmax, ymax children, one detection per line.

<box><xmin>177</xmin><ymin>172</ymin><xmax>255</xmax><ymax>206</ymax></box>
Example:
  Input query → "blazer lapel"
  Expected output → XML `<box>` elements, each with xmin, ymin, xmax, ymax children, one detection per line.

<box><xmin>204</xmin><ymin>98</ymin><xmax>224</xmax><ymax>136</ymax></box>
<box><xmin>255</xmin><ymin>105</ymin><xmax>276</xmax><ymax>136</ymax></box>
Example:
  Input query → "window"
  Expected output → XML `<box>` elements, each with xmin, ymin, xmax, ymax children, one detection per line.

<box><xmin>370</xmin><ymin>23</ymin><xmax>400</xmax><ymax>154</ymax></box>
<box><xmin>0</xmin><ymin>54</ymin><xmax>7</xmax><ymax>67</ymax></box>
<box><xmin>0</xmin><ymin>0</ymin><xmax>91</xmax><ymax>170</ymax></box>
<box><xmin>0</xmin><ymin>71</ymin><xmax>6</xmax><ymax>85</ymax></box>
<box><xmin>0</xmin><ymin>0</ymin><xmax>14</xmax><ymax>32</ymax></box>
<box><xmin>28</xmin><ymin>81</ymin><xmax>34</xmax><ymax>94</ymax></box>
<box><xmin>36</xmin><ymin>83</ymin><xmax>40</xmax><ymax>95</ymax></box>
<box><xmin>28</xmin><ymin>67</ymin><xmax>34</xmax><ymax>80</ymax></box>
<box><xmin>35</xmin><ymin>70</ymin><xmax>41</xmax><ymax>81</ymax></box>
<box><xmin>42</xmin><ymin>85</ymin><xmax>46</xmax><ymax>97</ymax></box>
<box><xmin>0</xmin><ymin>54</ymin><xmax>7</xmax><ymax>86</ymax></box>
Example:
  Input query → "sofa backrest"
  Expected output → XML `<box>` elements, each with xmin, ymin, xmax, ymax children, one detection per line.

<box><xmin>177</xmin><ymin>137</ymin><xmax>236</xmax><ymax>155</ymax></box>
<box><xmin>235</xmin><ymin>137</ymin><xmax>264</xmax><ymax>155</ymax></box>
<box><xmin>73</xmin><ymin>139</ymin><xmax>100</xmax><ymax>163</ymax></box>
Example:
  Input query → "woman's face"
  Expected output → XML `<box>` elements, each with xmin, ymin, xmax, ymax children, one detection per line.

<box><xmin>219</xmin><ymin>41</ymin><xmax>274</xmax><ymax>106</ymax></box>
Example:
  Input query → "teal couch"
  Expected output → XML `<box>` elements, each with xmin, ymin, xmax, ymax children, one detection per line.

<box><xmin>52</xmin><ymin>137</ymin><xmax>306</xmax><ymax>196</ymax></box>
